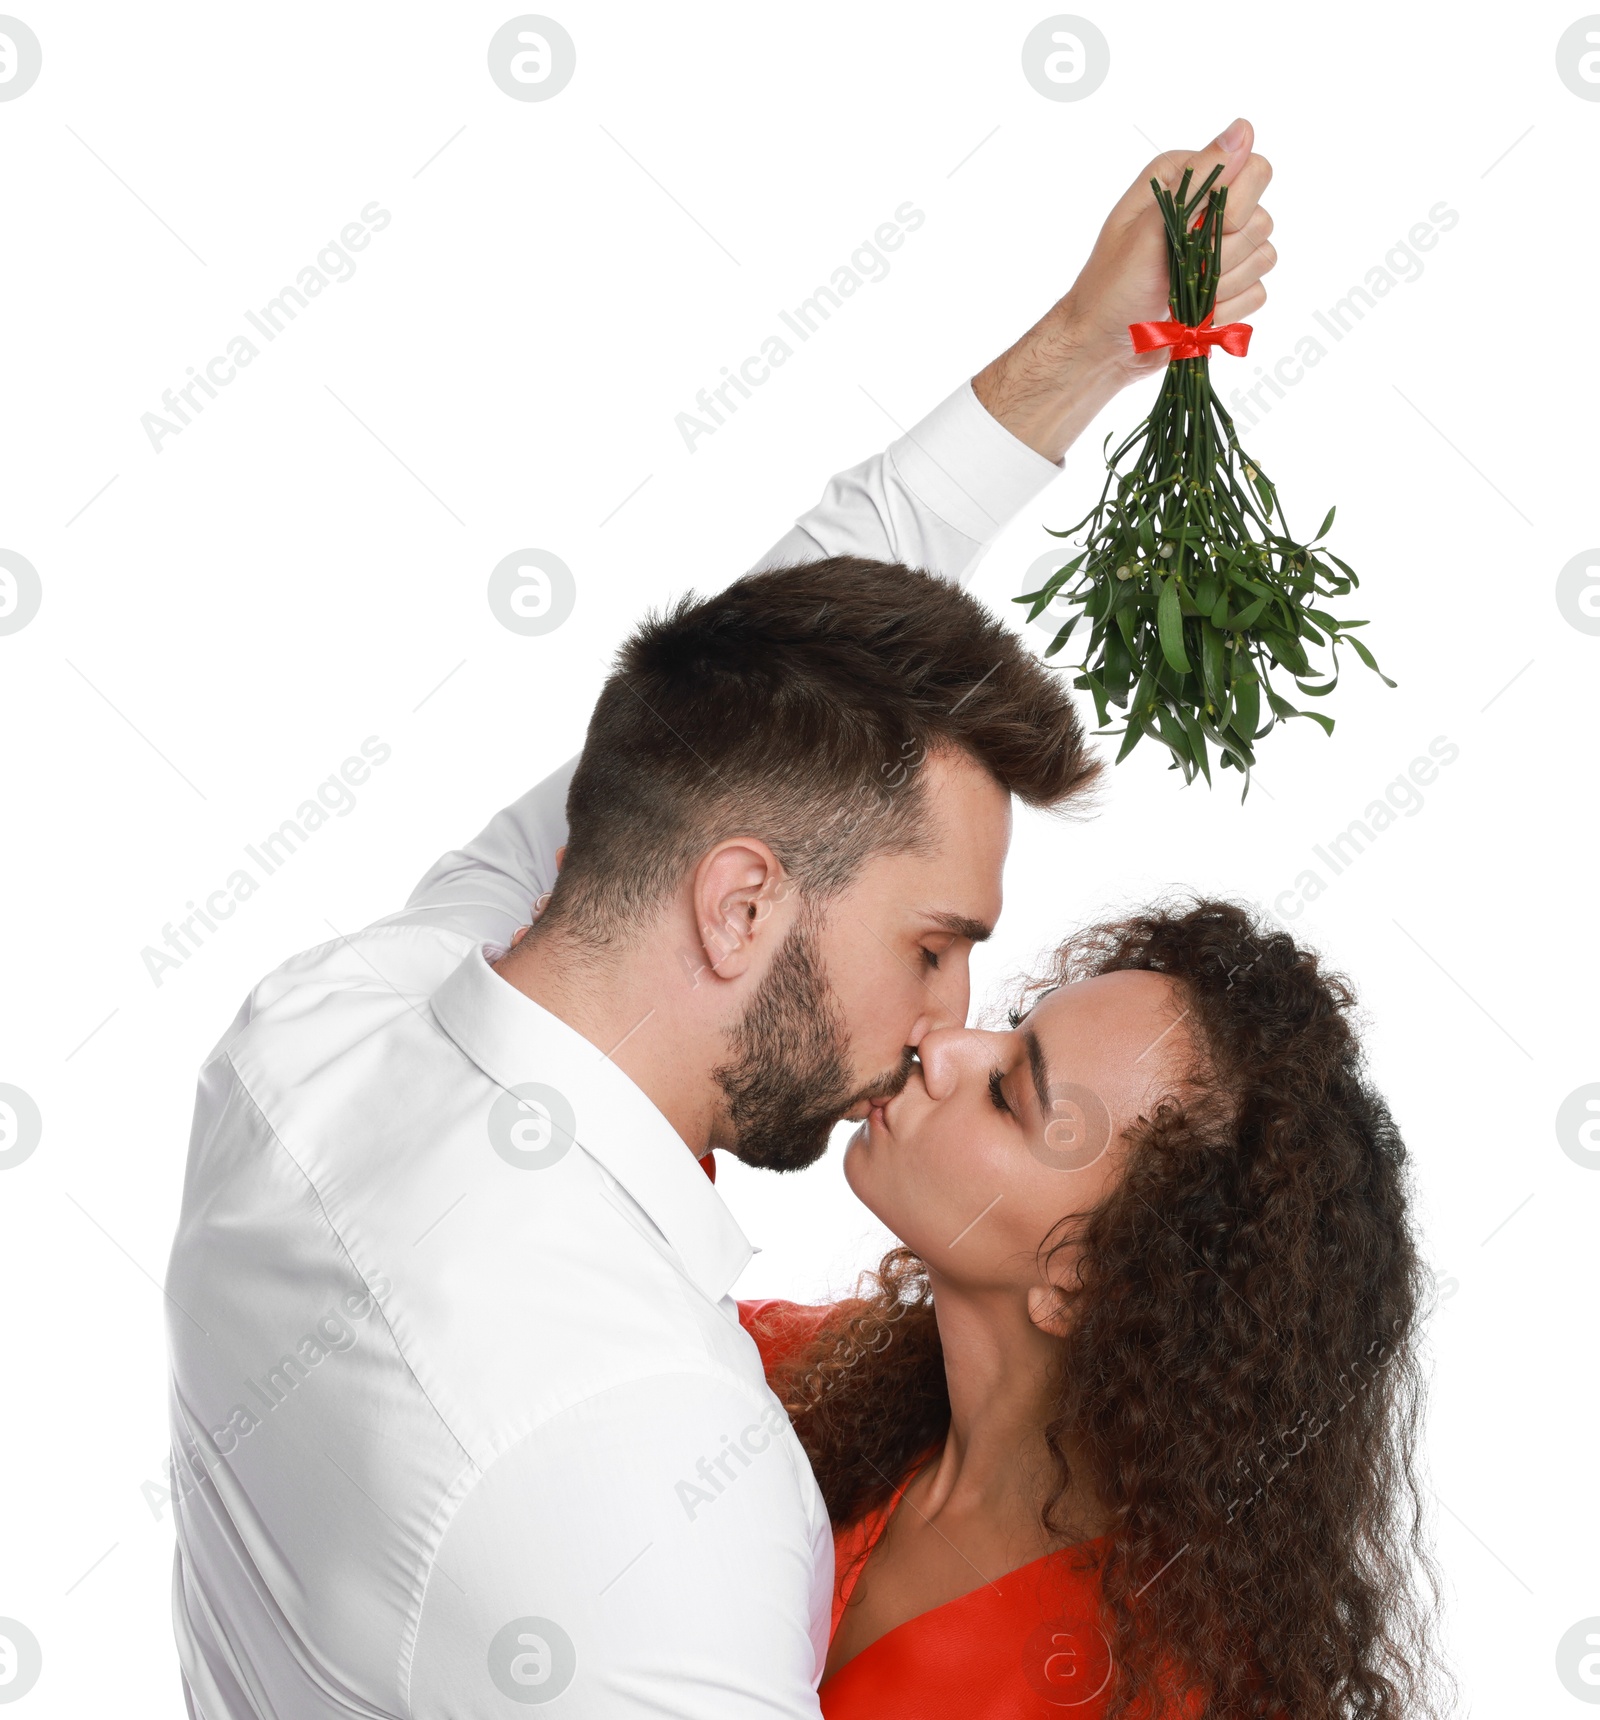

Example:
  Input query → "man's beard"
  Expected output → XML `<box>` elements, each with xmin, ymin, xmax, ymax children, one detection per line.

<box><xmin>712</xmin><ymin>910</ymin><xmax>915</xmax><ymax>1173</ymax></box>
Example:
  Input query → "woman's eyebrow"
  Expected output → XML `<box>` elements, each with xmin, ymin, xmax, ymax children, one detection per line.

<box><xmin>1023</xmin><ymin>1027</ymin><xmax>1053</xmax><ymax>1117</ymax></box>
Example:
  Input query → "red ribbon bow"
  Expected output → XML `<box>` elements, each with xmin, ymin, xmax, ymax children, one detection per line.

<box><xmin>1127</xmin><ymin>309</ymin><xmax>1253</xmax><ymax>361</ymax></box>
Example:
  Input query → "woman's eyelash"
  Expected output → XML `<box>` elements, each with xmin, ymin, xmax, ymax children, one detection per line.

<box><xmin>922</xmin><ymin>948</ymin><xmax>941</xmax><ymax>969</ymax></box>
<box><xmin>988</xmin><ymin>1069</ymin><xmax>1012</xmax><ymax>1116</ymax></box>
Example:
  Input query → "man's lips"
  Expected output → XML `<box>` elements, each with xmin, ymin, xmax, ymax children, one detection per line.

<box><xmin>842</xmin><ymin>1058</ymin><xmax>917</xmax><ymax>1124</ymax></box>
<box><xmin>873</xmin><ymin>1062</ymin><xmax>930</xmax><ymax>1134</ymax></box>
<box><xmin>846</xmin><ymin>1093</ymin><xmax>894</xmax><ymax>1129</ymax></box>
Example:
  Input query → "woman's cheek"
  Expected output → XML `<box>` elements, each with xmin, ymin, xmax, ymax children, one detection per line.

<box><xmin>927</xmin><ymin>1121</ymin><xmax>1008</xmax><ymax>1217</ymax></box>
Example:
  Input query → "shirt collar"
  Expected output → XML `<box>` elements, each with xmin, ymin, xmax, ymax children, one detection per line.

<box><xmin>429</xmin><ymin>943</ymin><xmax>753</xmax><ymax>1303</ymax></box>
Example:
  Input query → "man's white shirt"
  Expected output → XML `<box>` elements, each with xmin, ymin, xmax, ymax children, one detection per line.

<box><xmin>163</xmin><ymin>379</ymin><xmax>1063</xmax><ymax>1719</ymax></box>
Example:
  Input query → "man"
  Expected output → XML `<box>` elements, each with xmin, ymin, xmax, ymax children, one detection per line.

<box><xmin>164</xmin><ymin>123</ymin><xmax>1275</xmax><ymax>1717</ymax></box>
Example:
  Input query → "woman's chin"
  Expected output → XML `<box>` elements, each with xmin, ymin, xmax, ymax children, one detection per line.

<box><xmin>841</xmin><ymin>1122</ymin><xmax>877</xmax><ymax>1198</ymax></box>
<box><xmin>841</xmin><ymin>1118</ymin><xmax>901</xmax><ymax>1225</ymax></box>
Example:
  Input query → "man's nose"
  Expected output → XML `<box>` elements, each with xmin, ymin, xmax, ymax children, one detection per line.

<box><xmin>917</xmin><ymin>1026</ymin><xmax>1011</xmax><ymax>1102</ymax></box>
<box><xmin>905</xmin><ymin>973</ymin><xmax>970</xmax><ymax>1050</ymax></box>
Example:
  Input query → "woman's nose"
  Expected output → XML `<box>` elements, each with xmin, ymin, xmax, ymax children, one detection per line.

<box><xmin>917</xmin><ymin>1026</ymin><xmax>1013</xmax><ymax>1102</ymax></box>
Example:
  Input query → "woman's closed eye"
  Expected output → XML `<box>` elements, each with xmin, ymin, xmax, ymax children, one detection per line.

<box><xmin>988</xmin><ymin>1068</ymin><xmax>1013</xmax><ymax>1116</ymax></box>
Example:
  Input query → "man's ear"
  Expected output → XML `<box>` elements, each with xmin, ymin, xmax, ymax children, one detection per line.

<box><xmin>692</xmin><ymin>838</ymin><xmax>788</xmax><ymax>979</ymax></box>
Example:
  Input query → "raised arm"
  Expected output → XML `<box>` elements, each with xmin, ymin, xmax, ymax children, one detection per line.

<box><xmin>381</xmin><ymin>381</ymin><xmax>1065</xmax><ymax>944</ymax></box>
<box><xmin>390</xmin><ymin>122</ymin><xmax>1276</xmax><ymax>945</ymax></box>
<box><xmin>750</xmin><ymin>376</ymin><xmax>1063</xmax><ymax>588</ymax></box>
<box><xmin>383</xmin><ymin>374</ymin><xmax>1067</xmax><ymax>946</ymax></box>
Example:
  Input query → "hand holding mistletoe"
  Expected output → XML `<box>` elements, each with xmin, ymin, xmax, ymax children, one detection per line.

<box><xmin>995</xmin><ymin>122</ymin><xmax>1393</xmax><ymax>793</ymax></box>
<box><xmin>973</xmin><ymin>119</ymin><xmax>1274</xmax><ymax>465</ymax></box>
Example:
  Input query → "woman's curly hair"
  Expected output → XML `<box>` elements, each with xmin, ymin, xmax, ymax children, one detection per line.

<box><xmin>768</xmin><ymin>897</ymin><xmax>1450</xmax><ymax>1720</ymax></box>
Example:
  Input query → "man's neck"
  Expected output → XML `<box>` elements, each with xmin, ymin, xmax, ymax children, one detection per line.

<box><xmin>491</xmin><ymin>926</ymin><xmax>718</xmax><ymax>1160</ymax></box>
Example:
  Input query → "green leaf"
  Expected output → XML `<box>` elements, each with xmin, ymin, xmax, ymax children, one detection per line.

<box><xmin>1263</xmin><ymin>687</ymin><xmax>1333</xmax><ymax>736</ymax></box>
<box><xmin>1262</xmin><ymin>629</ymin><xmax>1310</xmax><ymax>675</ymax></box>
<box><xmin>1154</xmin><ymin>705</ymin><xmax>1193</xmax><ymax>773</ymax></box>
<box><xmin>1201</xmin><ymin>620</ymin><xmax>1227</xmax><ymax>709</ymax></box>
<box><xmin>1016</xmin><ymin>554</ymin><xmax>1088</xmax><ymax>617</ymax></box>
<box><xmin>1156</xmin><ymin>576</ymin><xmax>1191</xmax><ymax>674</ymax></box>
<box><xmin>1104</xmin><ymin>627</ymin><xmax>1133</xmax><ymax>697</ymax></box>
<box><xmin>1345</xmin><ymin>633</ymin><xmax>1398</xmax><ymax>687</ymax></box>
<box><xmin>1198</xmin><ymin>711</ymin><xmax>1241</xmax><ymax>762</ymax></box>
<box><xmin>1114</xmin><ymin>714</ymin><xmax>1146</xmax><ymax>763</ymax></box>
<box><xmin>1180</xmin><ymin>706</ymin><xmax>1213</xmax><ymax>785</ymax></box>
<box><xmin>1312</xmin><ymin>505</ymin><xmax>1336</xmax><ymax>541</ymax></box>
<box><xmin>1231</xmin><ymin>674</ymin><xmax>1260</xmax><ymax>738</ymax></box>
<box><xmin>1135</xmin><ymin>502</ymin><xmax>1157</xmax><ymax>556</ymax></box>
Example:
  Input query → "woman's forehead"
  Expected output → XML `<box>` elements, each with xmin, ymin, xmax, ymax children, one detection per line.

<box><xmin>1029</xmin><ymin>969</ymin><xmax>1193</xmax><ymax>1104</ymax></box>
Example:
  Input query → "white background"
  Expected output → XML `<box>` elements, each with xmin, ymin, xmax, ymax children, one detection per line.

<box><xmin>0</xmin><ymin>1</ymin><xmax>1595</xmax><ymax>1713</ymax></box>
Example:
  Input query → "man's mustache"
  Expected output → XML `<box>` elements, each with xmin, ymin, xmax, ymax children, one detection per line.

<box><xmin>850</xmin><ymin>1046</ymin><xmax>918</xmax><ymax>1111</ymax></box>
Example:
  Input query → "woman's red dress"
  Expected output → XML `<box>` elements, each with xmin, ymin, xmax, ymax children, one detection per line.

<box><xmin>737</xmin><ymin>1296</ymin><xmax>1204</xmax><ymax>1719</ymax></box>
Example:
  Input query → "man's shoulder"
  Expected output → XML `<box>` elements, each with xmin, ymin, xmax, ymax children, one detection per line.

<box><xmin>208</xmin><ymin>920</ymin><xmax>477</xmax><ymax>1095</ymax></box>
<box><xmin>242</xmin><ymin>919</ymin><xmax>478</xmax><ymax>1023</ymax></box>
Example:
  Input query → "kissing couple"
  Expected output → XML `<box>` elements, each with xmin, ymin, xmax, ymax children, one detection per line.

<box><xmin>165</xmin><ymin>119</ymin><xmax>1444</xmax><ymax>1720</ymax></box>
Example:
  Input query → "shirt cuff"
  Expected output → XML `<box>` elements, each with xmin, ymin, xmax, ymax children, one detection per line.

<box><xmin>884</xmin><ymin>378</ymin><xmax>1063</xmax><ymax>548</ymax></box>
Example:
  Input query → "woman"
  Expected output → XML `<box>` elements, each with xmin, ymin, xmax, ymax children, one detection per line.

<box><xmin>732</xmin><ymin>897</ymin><xmax>1447</xmax><ymax>1719</ymax></box>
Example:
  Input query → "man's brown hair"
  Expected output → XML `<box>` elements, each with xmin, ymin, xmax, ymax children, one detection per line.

<box><xmin>540</xmin><ymin>556</ymin><xmax>1100</xmax><ymax>942</ymax></box>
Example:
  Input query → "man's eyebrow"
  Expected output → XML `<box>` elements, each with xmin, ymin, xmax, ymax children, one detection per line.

<box><xmin>924</xmin><ymin>911</ymin><xmax>993</xmax><ymax>943</ymax></box>
<box><xmin>1023</xmin><ymin>1026</ymin><xmax>1053</xmax><ymax>1119</ymax></box>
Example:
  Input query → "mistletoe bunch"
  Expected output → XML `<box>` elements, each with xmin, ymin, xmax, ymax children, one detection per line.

<box><xmin>1018</xmin><ymin>163</ymin><xmax>1392</xmax><ymax>794</ymax></box>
